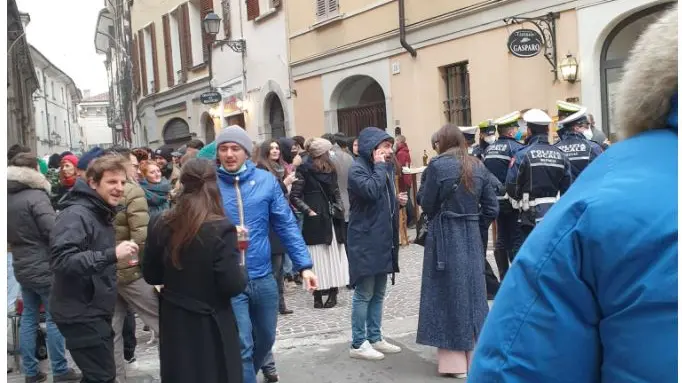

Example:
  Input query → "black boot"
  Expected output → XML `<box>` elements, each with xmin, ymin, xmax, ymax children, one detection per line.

<box><xmin>324</xmin><ymin>288</ymin><xmax>338</xmax><ymax>308</ymax></box>
<box><xmin>313</xmin><ymin>291</ymin><xmax>323</xmax><ymax>309</ymax></box>
<box><xmin>494</xmin><ymin>249</ymin><xmax>510</xmax><ymax>281</ymax></box>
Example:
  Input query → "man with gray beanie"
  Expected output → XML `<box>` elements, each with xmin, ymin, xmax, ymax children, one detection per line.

<box><xmin>214</xmin><ymin>125</ymin><xmax>318</xmax><ymax>383</ymax></box>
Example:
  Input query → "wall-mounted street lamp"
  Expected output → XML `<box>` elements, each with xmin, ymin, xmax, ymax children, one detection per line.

<box><xmin>202</xmin><ymin>11</ymin><xmax>246</xmax><ymax>90</ymax></box>
<box><xmin>559</xmin><ymin>53</ymin><xmax>579</xmax><ymax>83</ymax></box>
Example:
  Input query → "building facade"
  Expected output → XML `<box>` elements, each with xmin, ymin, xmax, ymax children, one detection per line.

<box><xmin>210</xmin><ymin>0</ymin><xmax>295</xmax><ymax>141</ymax></box>
<box><xmin>30</xmin><ymin>46</ymin><xmax>83</xmax><ymax>157</ymax></box>
<box><xmin>95</xmin><ymin>0</ymin><xmax>144</xmax><ymax>148</ymax></box>
<box><xmin>286</xmin><ymin>0</ymin><xmax>673</xmax><ymax>158</ymax></box>
<box><xmin>78</xmin><ymin>91</ymin><xmax>113</xmax><ymax>150</ymax></box>
<box><xmin>7</xmin><ymin>1</ymin><xmax>40</xmax><ymax>154</ymax></box>
<box><xmin>129</xmin><ymin>0</ymin><xmax>214</xmax><ymax>149</ymax></box>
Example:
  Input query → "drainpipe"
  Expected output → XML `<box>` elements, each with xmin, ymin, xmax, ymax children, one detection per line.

<box><xmin>398</xmin><ymin>0</ymin><xmax>417</xmax><ymax>58</ymax></box>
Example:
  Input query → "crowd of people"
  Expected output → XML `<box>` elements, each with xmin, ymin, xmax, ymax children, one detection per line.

<box><xmin>4</xmin><ymin>7</ymin><xmax>676</xmax><ymax>383</ymax></box>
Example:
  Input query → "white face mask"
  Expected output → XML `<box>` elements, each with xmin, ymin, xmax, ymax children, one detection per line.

<box><xmin>581</xmin><ymin>128</ymin><xmax>594</xmax><ymax>141</ymax></box>
<box><xmin>484</xmin><ymin>136</ymin><xmax>496</xmax><ymax>144</ymax></box>
<box><xmin>467</xmin><ymin>147</ymin><xmax>474</xmax><ymax>155</ymax></box>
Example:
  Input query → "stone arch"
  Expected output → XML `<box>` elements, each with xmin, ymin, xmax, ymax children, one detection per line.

<box><xmin>162</xmin><ymin>117</ymin><xmax>191</xmax><ymax>147</ymax></box>
<box><xmin>328</xmin><ymin>75</ymin><xmax>387</xmax><ymax>137</ymax></box>
<box><xmin>200</xmin><ymin>111</ymin><xmax>215</xmax><ymax>143</ymax></box>
<box><xmin>258</xmin><ymin>80</ymin><xmax>290</xmax><ymax>139</ymax></box>
<box><xmin>597</xmin><ymin>2</ymin><xmax>674</xmax><ymax>136</ymax></box>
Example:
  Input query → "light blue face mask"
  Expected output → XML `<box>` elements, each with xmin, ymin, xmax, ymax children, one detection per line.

<box><xmin>221</xmin><ymin>163</ymin><xmax>247</xmax><ymax>175</ymax></box>
<box><xmin>514</xmin><ymin>128</ymin><xmax>525</xmax><ymax>141</ymax></box>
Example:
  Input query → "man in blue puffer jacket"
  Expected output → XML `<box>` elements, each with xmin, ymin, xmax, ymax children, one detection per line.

<box><xmin>468</xmin><ymin>6</ymin><xmax>677</xmax><ymax>382</ymax></box>
<box><xmin>214</xmin><ymin>126</ymin><xmax>318</xmax><ymax>383</ymax></box>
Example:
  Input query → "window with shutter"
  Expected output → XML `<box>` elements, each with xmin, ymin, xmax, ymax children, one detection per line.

<box><xmin>200</xmin><ymin>0</ymin><xmax>213</xmax><ymax>62</ymax></box>
<box><xmin>246</xmin><ymin>0</ymin><xmax>260</xmax><ymax>20</ymax></box>
<box><xmin>221</xmin><ymin>0</ymin><xmax>231</xmax><ymax>39</ymax></box>
<box><xmin>131</xmin><ymin>36</ymin><xmax>141</xmax><ymax>94</ymax></box>
<box><xmin>138</xmin><ymin>30</ymin><xmax>148</xmax><ymax>95</ymax></box>
<box><xmin>162</xmin><ymin>15</ymin><xmax>174</xmax><ymax>87</ymax></box>
<box><xmin>316</xmin><ymin>0</ymin><xmax>339</xmax><ymax>20</ymax></box>
<box><xmin>179</xmin><ymin>3</ymin><xmax>192</xmax><ymax>79</ymax></box>
<box><xmin>315</xmin><ymin>0</ymin><xmax>326</xmax><ymax>18</ymax></box>
<box><xmin>150</xmin><ymin>23</ymin><xmax>160</xmax><ymax>93</ymax></box>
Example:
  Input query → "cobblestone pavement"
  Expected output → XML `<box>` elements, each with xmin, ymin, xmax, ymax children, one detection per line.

<box><xmin>7</xmin><ymin>229</ymin><xmax>498</xmax><ymax>382</ymax></box>
<box><xmin>276</xmin><ymin>229</ymin><xmax>499</xmax><ymax>339</ymax></box>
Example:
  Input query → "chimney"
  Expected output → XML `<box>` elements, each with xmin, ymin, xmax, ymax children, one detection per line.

<box><xmin>82</xmin><ymin>89</ymin><xmax>91</xmax><ymax>99</ymax></box>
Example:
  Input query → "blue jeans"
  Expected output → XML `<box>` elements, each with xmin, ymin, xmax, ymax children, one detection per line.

<box><xmin>351</xmin><ymin>273</ymin><xmax>388</xmax><ymax>349</ymax></box>
<box><xmin>7</xmin><ymin>253</ymin><xmax>20</xmax><ymax>312</ymax></box>
<box><xmin>20</xmin><ymin>286</ymin><xmax>69</xmax><ymax>377</ymax></box>
<box><xmin>232</xmin><ymin>275</ymin><xmax>279</xmax><ymax>383</ymax></box>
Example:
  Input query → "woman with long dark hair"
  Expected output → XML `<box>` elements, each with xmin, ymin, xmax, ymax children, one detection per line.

<box><xmin>143</xmin><ymin>159</ymin><xmax>246</xmax><ymax>383</ymax></box>
<box><xmin>290</xmin><ymin>138</ymin><xmax>349</xmax><ymax>308</ymax></box>
<box><xmin>416</xmin><ymin>125</ymin><xmax>499</xmax><ymax>378</ymax></box>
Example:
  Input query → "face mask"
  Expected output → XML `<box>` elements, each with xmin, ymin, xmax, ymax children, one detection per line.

<box><xmin>484</xmin><ymin>136</ymin><xmax>496</xmax><ymax>145</ymax></box>
<box><xmin>467</xmin><ymin>147</ymin><xmax>474</xmax><ymax>155</ymax></box>
<box><xmin>514</xmin><ymin>128</ymin><xmax>525</xmax><ymax>141</ymax></box>
<box><xmin>582</xmin><ymin>128</ymin><xmax>594</xmax><ymax>141</ymax></box>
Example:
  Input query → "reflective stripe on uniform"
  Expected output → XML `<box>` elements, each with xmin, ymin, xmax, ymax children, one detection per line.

<box><xmin>568</xmin><ymin>156</ymin><xmax>591</xmax><ymax>161</ymax></box>
<box><xmin>529</xmin><ymin>197</ymin><xmax>558</xmax><ymax>206</ymax></box>
<box><xmin>530</xmin><ymin>163</ymin><xmax>565</xmax><ymax>169</ymax></box>
<box><xmin>484</xmin><ymin>154</ymin><xmax>511</xmax><ymax>161</ymax></box>
<box><xmin>497</xmin><ymin>194</ymin><xmax>510</xmax><ymax>200</ymax></box>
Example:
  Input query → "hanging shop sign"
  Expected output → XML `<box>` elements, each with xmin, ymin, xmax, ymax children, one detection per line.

<box><xmin>200</xmin><ymin>91</ymin><xmax>223</xmax><ymax>105</ymax></box>
<box><xmin>507</xmin><ymin>29</ymin><xmax>543</xmax><ymax>58</ymax></box>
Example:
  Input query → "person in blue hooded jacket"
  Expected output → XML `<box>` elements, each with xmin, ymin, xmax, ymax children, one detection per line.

<box><xmin>214</xmin><ymin>126</ymin><xmax>318</xmax><ymax>383</ymax></box>
<box><xmin>468</xmin><ymin>6</ymin><xmax>678</xmax><ymax>382</ymax></box>
<box><xmin>347</xmin><ymin>127</ymin><xmax>407</xmax><ymax>361</ymax></box>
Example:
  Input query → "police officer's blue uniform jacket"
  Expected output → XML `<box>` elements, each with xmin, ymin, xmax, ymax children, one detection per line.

<box><xmin>505</xmin><ymin>134</ymin><xmax>571</xmax><ymax>223</ymax></box>
<box><xmin>554</xmin><ymin>131</ymin><xmax>603</xmax><ymax>179</ymax></box>
<box><xmin>482</xmin><ymin>137</ymin><xmax>524</xmax><ymax>185</ymax></box>
<box><xmin>468</xmin><ymin>6</ymin><xmax>677</xmax><ymax>379</ymax></box>
<box><xmin>216</xmin><ymin>161</ymin><xmax>313</xmax><ymax>280</ymax></box>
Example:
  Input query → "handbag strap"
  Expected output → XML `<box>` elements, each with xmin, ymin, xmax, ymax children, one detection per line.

<box><xmin>310</xmin><ymin>173</ymin><xmax>335</xmax><ymax>208</ymax></box>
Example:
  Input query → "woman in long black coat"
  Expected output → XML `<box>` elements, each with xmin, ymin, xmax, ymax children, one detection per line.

<box><xmin>143</xmin><ymin>159</ymin><xmax>246</xmax><ymax>383</ymax></box>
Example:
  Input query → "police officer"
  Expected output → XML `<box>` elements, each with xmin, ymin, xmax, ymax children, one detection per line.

<box><xmin>556</xmin><ymin>99</ymin><xmax>582</xmax><ymax>121</ymax></box>
<box><xmin>482</xmin><ymin>111</ymin><xmax>525</xmax><ymax>280</ymax></box>
<box><xmin>461</xmin><ymin>126</ymin><xmax>501</xmax><ymax>298</ymax></box>
<box><xmin>555</xmin><ymin>107</ymin><xmax>604</xmax><ymax>180</ymax></box>
<box><xmin>472</xmin><ymin>120</ymin><xmax>496</xmax><ymax>160</ymax></box>
<box><xmin>506</xmin><ymin>109</ymin><xmax>572</xmax><ymax>243</ymax></box>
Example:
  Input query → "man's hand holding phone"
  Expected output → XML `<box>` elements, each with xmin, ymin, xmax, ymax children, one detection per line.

<box><xmin>373</xmin><ymin>148</ymin><xmax>386</xmax><ymax>163</ymax></box>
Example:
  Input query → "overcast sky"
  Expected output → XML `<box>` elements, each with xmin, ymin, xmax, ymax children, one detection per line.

<box><xmin>17</xmin><ymin>0</ymin><xmax>109</xmax><ymax>96</ymax></box>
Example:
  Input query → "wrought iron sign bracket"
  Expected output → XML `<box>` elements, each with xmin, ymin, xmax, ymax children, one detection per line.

<box><xmin>504</xmin><ymin>12</ymin><xmax>560</xmax><ymax>81</ymax></box>
<box><xmin>216</xmin><ymin>39</ymin><xmax>246</xmax><ymax>54</ymax></box>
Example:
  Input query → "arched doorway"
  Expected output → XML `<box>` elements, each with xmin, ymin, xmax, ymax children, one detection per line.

<box><xmin>332</xmin><ymin>75</ymin><xmax>387</xmax><ymax>137</ymax></box>
<box><xmin>202</xmin><ymin>112</ymin><xmax>215</xmax><ymax>143</ymax></box>
<box><xmin>268</xmin><ymin>94</ymin><xmax>286</xmax><ymax>139</ymax></box>
<box><xmin>600</xmin><ymin>2</ymin><xmax>673</xmax><ymax>137</ymax></box>
<box><xmin>162</xmin><ymin>117</ymin><xmax>191</xmax><ymax>147</ymax></box>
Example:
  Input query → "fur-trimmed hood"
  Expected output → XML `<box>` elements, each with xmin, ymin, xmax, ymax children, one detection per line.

<box><xmin>614</xmin><ymin>4</ymin><xmax>678</xmax><ymax>140</ymax></box>
<box><xmin>7</xmin><ymin>166</ymin><xmax>52</xmax><ymax>194</ymax></box>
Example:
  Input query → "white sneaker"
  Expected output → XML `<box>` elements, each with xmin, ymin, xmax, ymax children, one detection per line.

<box><xmin>350</xmin><ymin>341</ymin><xmax>385</xmax><ymax>360</ymax></box>
<box><xmin>371</xmin><ymin>339</ymin><xmax>402</xmax><ymax>354</ymax></box>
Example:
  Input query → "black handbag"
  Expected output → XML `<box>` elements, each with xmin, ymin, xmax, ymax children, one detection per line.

<box><xmin>414</xmin><ymin>177</ymin><xmax>461</xmax><ymax>247</ymax></box>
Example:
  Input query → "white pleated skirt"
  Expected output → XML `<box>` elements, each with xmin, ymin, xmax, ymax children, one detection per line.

<box><xmin>308</xmin><ymin>229</ymin><xmax>350</xmax><ymax>290</ymax></box>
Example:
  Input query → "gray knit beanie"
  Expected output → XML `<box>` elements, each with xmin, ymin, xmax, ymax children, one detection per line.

<box><xmin>215</xmin><ymin>125</ymin><xmax>253</xmax><ymax>156</ymax></box>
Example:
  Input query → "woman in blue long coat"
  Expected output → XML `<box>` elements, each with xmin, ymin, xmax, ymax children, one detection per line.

<box><xmin>416</xmin><ymin>125</ymin><xmax>499</xmax><ymax>378</ymax></box>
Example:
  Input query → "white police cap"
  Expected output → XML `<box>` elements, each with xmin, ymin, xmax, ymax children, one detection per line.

<box><xmin>493</xmin><ymin>111</ymin><xmax>521</xmax><ymax>127</ymax></box>
<box><xmin>522</xmin><ymin>109</ymin><xmax>553</xmax><ymax>126</ymax></box>
<box><xmin>558</xmin><ymin>107</ymin><xmax>589</xmax><ymax>127</ymax></box>
<box><xmin>460</xmin><ymin>126</ymin><xmax>477</xmax><ymax>136</ymax></box>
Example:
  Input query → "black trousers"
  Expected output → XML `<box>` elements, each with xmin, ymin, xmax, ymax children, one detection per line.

<box><xmin>122</xmin><ymin>309</ymin><xmax>136</xmax><ymax>360</ymax></box>
<box><xmin>494</xmin><ymin>207</ymin><xmax>522</xmax><ymax>280</ymax></box>
<box><xmin>480</xmin><ymin>222</ymin><xmax>500</xmax><ymax>297</ymax></box>
<box><xmin>271</xmin><ymin>253</ymin><xmax>286</xmax><ymax>310</ymax></box>
<box><xmin>57</xmin><ymin>318</ymin><xmax>116</xmax><ymax>383</ymax></box>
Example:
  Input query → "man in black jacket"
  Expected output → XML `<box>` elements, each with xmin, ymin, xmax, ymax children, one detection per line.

<box><xmin>50</xmin><ymin>155</ymin><xmax>139</xmax><ymax>382</ymax></box>
<box><xmin>7</xmin><ymin>153</ymin><xmax>81</xmax><ymax>383</ymax></box>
